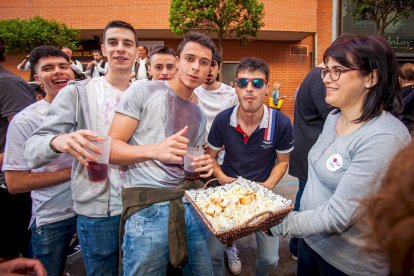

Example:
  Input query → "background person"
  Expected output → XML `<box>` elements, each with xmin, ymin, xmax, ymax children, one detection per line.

<box><xmin>0</xmin><ymin>40</ymin><xmax>35</xmax><ymax>259</ymax></box>
<box><xmin>361</xmin><ymin>139</ymin><xmax>414</xmax><ymax>276</ymax></box>
<box><xmin>398</xmin><ymin>62</ymin><xmax>414</xmax><ymax>133</ymax></box>
<box><xmin>270</xmin><ymin>34</ymin><xmax>411</xmax><ymax>275</ymax></box>
<box><xmin>86</xmin><ymin>49</ymin><xmax>108</xmax><ymax>78</ymax></box>
<box><xmin>148</xmin><ymin>45</ymin><xmax>177</xmax><ymax>81</ymax></box>
<box><xmin>62</xmin><ymin>47</ymin><xmax>85</xmax><ymax>80</ymax></box>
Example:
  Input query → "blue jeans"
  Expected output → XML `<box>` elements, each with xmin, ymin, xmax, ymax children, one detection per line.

<box><xmin>77</xmin><ymin>215</ymin><xmax>120</xmax><ymax>276</ymax></box>
<box><xmin>31</xmin><ymin>216</ymin><xmax>77</xmax><ymax>276</ymax></box>
<box><xmin>290</xmin><ymin>178</ymin><xmax>306</xmax><ymax>257</ymax></box>
<box><xmin>122</xmin><ymin>203</ymin><xmax>213</xmax><ymax>276</ymax></box>
<box><xmin>210</xmin><ymin>232</ymin><xmax>279</xmax><ymax>276</ymax></box>
<box><xmin>297</xmin><ymin>239</ymin><xmax>348</xmax><ymax>276</ymax></box>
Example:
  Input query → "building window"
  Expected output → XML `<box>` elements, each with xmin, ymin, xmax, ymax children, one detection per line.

<box><xmin>222</xmin><ymin>62</ymin><xmax>239</xmax><ymax>86</ymax></box>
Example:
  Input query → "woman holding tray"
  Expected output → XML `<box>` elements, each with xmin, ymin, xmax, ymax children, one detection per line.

<box><xmin>270</xmin><ymin>34</ymin><xmax>411</xmax><ymax>275</ymax></box>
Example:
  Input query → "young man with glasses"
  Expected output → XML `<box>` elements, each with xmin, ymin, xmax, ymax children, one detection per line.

<box><xmin>207</xmin><ymin>57</ymin><xmax>293</xmax><ymax>275</ymax></box>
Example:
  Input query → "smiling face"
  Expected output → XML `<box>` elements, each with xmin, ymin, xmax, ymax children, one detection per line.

<box><xmin>101</xmin><ymin>27</ymin><xmax>137</xmax><ymax>74</ymax></box>
<box><xmin>175</xmin><ymin>41</ymin><xmax>212</xmax><ymax>91</ymax></box>
<box><xmin>323</xmin><ymin>57</ymin><xmax>371</xmax><ymax>111</ymax></box>
<box><xmin>149</xmin><ymin>53</ymin><xmax>177</xmax><ymax>81</ymax></box>
<box><xmin>235</xmin><ymin>70</ymin><xmax>268</xmax><ymax>115</ymax></box>
<box><xmin>34</xmin><ymin>56</ymin><xmax>74</xmax><ymax>102</ymax></box>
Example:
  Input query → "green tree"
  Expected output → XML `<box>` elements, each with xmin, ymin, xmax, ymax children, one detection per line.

<box><xmin>0</xmin><ymin>16</ymin><xmax>79</xmax><ymax>56</ymax></box>
<box><xmin>351</xmin><ymin>0</ymin><xmax>414</xmax><ymax>35</ymax></box>
<box><xmin>169</xmin><ymin>0</ymin><xmax>265</xmax><ymax>59</ymax></box>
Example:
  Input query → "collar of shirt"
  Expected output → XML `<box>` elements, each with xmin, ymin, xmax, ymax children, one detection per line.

<box><xmin>229</xmin><ymin>104</ymin><xmax>269</xmax><ymax>129</ymax></box>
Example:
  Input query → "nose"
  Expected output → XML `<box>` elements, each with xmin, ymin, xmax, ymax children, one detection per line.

<box><xmin>192</xmin><ymin>60</ymin><xmax>200</xmax><ymax>71</ymax></box>
<box><xmin>115</xmin><ymin>41</ymin><xmax>125</xmax><ymax>51</ymax></box>
<box><xmin>246</xmin><ymin>81</ymin><xmax>254</xmax><ymax>92</ymax></box>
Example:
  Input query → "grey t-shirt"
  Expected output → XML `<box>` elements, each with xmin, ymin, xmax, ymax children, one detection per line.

<box><xmin>272</xmin><ymin>111</ymin><xmax>411</xmax><ymax>275</ymax></box>
<box><xmin>116</xmin><ymin>80</ymin><xmax>206</xmax><ymax>188</ymax></box>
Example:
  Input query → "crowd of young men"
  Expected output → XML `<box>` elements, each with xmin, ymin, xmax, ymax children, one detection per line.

<box><xmin>1</xmin><ymin>19</ymin><xmax>294</xmax><ymax>276</ymax></box>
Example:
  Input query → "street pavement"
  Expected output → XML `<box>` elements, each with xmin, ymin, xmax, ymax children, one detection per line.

<box><xmin>64</xmin><ymin>173</ymin><xmax>299</xmax><ymax>276</ymax></box>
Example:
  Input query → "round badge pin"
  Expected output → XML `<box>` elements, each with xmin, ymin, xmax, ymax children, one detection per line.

<box><xmin>326</xmin><ymin>153</ymin><xmax>343</xmax><ymax>172</ymax></box>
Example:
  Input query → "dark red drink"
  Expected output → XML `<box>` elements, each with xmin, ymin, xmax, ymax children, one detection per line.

<box><xmin>185</xmin><ymin>170</ymin><xmax>200</xmax><ymax>180</ymax></box>
<box><xmin>87</xmin><ymin>161</ymin><xmax>109</xmax><ymax>182</ymax></box>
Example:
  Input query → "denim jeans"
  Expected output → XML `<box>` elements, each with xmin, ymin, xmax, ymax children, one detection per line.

<box><xmin>297</xmin><ymin>239</ymin><xmax>348</xmax><ymax>276</ymax></box>
<box><xmin>210</xmin><ymin>231</ymin><xmax>279</xmax><ymax>276</ymax></box>
<box><xmin>77</xmin><ymin>215</ymin><xmax>120</xmax><ymax>276</ymax></box>
<box><xmin>290</xmin><ymin>178</ymin><xmax>307</xmax><ymax>257</ymax></box>
<box><xmin>122</xmin><ymin>203</ymin><xmax>213</xmax><ymax>276</ymax></box>
<box><xmin>31</xmin><ymin>216</ymin><xmax>77</xmax><ymax>276</ymax></box>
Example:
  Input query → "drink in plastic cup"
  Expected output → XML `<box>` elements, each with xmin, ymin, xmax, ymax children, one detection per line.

<box><xmin>183</xmin><ymin>146</ymin><xmax>204</xmax><ymax>180</ymax></box>
<box><xmin>86</xmin><ymin>136</ymin><xmax>111</xmax><ymax>182</ymax></box>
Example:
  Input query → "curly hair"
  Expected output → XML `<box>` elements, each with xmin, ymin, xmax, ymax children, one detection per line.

<box><xmin>361</xmin><ymin>139</ymin><xmax>414</xmax><ymax>275</ymax></box>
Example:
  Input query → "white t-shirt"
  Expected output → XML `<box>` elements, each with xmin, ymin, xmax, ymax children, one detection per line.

<box><xmin>94</xmin><ymin>77</ymin><xmax>128</xmax><ymax>199</ymax></box>
<box><xmin>194</xmin><ymin>83</ymin><xmax>238</xmax><ymax>164</ymax></box>
<box><xmin>2</xmin><ymin>100</ymin><xmax>75</xmax><ymax>228</ymax></box>
<box><xmin>137</xmin><ymin>58</ymin><xmax>147</xmax><ymax>80</ymax></box>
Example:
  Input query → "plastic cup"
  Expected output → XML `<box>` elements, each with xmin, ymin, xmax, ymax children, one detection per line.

<box><xmin>86</xmin><ymin>136</ymin><xmax>111</xmax><ymax>183</ymax></box>
<box><xmin>183</xmin><ymin>146</ymin><xmax>204</xmax><ymax>180</ymax></box>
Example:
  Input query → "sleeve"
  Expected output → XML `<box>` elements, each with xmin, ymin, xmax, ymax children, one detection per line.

<box><xmin>0</xmin><ymin>79</ymin><xmax>34</xmax><ymax>118</ymax></box>
<box><xmin>116</xmin><ymin>81</ymin><xmax>146</xmax><ymax>121</ymax></box>
<box><xmin>97</xmin><ymin>63</ymin><xmax>108</xmax><ymax>75</ymax></box>
<box><xmin>24</xmin><ymin>85</ymin><xmax>78</xmax><ymax>169</ymax></box>
<box><xmin>271</xmin><ymin>133</ymin><xmax>407</xmax><ymax>237</ymax></box>
<box><xmin>195</xmin><ymin>112</ymin><xmax>207</xmax><ymax>147</ymax></box>
<box><xmin>207</xmin><ymin>112</ymin><xmax>225</xmax><ymax>150</ymax></box>
<box><xmin>2</xmin><ymin>115</ymin><xmax>34</xmax><ymax>171</ymax></box>
<box><xmin>275</xmin><ymin>113</ymin><xmax>294</xmax><ymax>153</ymax></box>
<box><xmin>71</xmin><ymin>61</ymin><xmax>84</xmax><ymax>75</ymax></box>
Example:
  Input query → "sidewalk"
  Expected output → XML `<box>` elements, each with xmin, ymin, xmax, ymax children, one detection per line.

<box><xmin>64</xmin><ymin>173</ymin><xmax>299</xmax><ymax>276</ymax></box>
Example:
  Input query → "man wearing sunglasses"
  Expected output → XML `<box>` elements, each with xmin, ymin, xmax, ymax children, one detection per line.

<box><xmin>207</xmin><ymin>57</ymin><xmax>293</xmax><ymax>276</ymax></box>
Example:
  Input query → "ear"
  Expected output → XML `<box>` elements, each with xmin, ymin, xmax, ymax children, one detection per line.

<box><xmin>34</xmin><ymin>74</ymin><xmax>40</xmax><ymax>83</ymax></box>
<box><xmin>365</xmin><ymin>69</ymin><xmax>378</xmax><ymax>89</ymax></box>
<box><xmin>175</xmin><ymin>56</ymin><xmax>179</xmax><ymax>70</ymax></box>
<box><xmin>101</xmin><ymin>43</ymin><xmax>107</xmax><ymax>57</ymax></box>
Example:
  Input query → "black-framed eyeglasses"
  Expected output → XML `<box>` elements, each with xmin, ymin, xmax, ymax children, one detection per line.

<box><xmin>321</xmin><ymin>67</ymin><xmax>359</xmax><ymax>81</ymax></box>
<box><xmin>234</xmin><ymin>78</ymin><xmax>266</xmax><ymax>89</ymax></box>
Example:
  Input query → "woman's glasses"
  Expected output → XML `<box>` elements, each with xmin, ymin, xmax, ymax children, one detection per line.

<box><xmin>234</xmin><ymin>78</ymin><xmax>266</xmax><ymax>89</ymax></box>
<box><xmin>321</xmin><ymin>67</ymin><xmax>359</xmax><ymax>81</ymax></box>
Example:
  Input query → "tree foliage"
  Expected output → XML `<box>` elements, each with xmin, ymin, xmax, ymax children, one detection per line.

<box><xmin>169</xmin><ymin>0</ymin><xmax>265</xmax><ymax>56</ymax></box>
<box><xmin>0</xmin><ymin>16</ymin><xmax>79</xmax><ymax>57</ymax></box>
<box><xmin>351</xmin><ymin>0</ymin><xmax>414</xmax><ymax>35</ymax></box>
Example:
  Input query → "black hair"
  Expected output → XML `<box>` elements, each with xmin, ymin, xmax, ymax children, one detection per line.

<box><xmin>323</xmin><ymin>34</ymin><xmax>402</xmax><ymax>122</ymax></box>
<box><xmin>149</xmin><ymin>45</ymin><xmax>176</xmax><ymax>60</ymax></box>
<box><xmin>29</xmin><ymin>45</ymin><xmax>69</xmax><ymax>73</ymax></box>
<box><xmin>92</xmin><ymin>49</ymin><xmax>102</xmax><ymax>55</ymax></box>
<box><xmin>236</xmin><ymin>57</ymin><xmax>269</xmax><ymax>82</ymax></box>
<box><xmin>176</xmin><ymin>32</ymin><xmax>215</xmax><ymax>59</ymax></box>
<box><xmin>213</xmin><ymin>50</ymin><xmax>223</xmax><ymax>65</ymax></box>
<box><xmin>103</xmin><ymin>20</ymin><xmax>137</xmax><ymax>45</ymax></box>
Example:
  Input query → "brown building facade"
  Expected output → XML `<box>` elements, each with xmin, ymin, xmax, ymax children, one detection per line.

<box><xmin>0</xmin><ymin>0</ymin><xmax>334</xmax><ymax>119</ymax></box>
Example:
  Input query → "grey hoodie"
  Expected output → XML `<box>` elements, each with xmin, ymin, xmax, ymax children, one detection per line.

<box><xmin>24</xmin><ymin>79</ymin><xmax>122</xmax><ymax>217</ymax></box>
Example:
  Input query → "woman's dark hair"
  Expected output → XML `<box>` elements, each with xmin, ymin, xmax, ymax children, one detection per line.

<box><xmin>360</xmin><ymin>140</ymin><xmax>414</xmax><ymax>275</ymax></box>
<box><xmin>323</xmin><ymin>35</ymin><xmax>402</xmax><ymax>123</ymax></box>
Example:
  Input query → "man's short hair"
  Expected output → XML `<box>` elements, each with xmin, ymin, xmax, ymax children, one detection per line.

<box><xmin>176</xmin><ymin>32</ymin><xmax>215</xmax><ymax>59</ymax></box>
<box><xmin>29</xmin><ymin>45</ymin><xmax>69</xmax><ymax>73</ymax></box>
<box><xmin>103</xmin><ymin>20</ymin><xmax>137</xmax><ymax>45</ymax></box>
<box><xmin>139</xmin><ymin>45</ymin><xmax>148</xmax><ymax>53</ymax></box>
<box><xmin>92</xmin><ymin>50</ymin><xmax>102</xmax><ymax>55</ymax></box>
<box><xmin>236</xmin><ymin>57</ymin><xmax>269</xmax><ymax>82</ymax></box>
<box><xmin>148</xmin><ymin>46</ymin><xmax>176</xmax><ymax>61</ymax></box>
<box><xmin>213</xmin><ymin>50</ymin><xmax>223</xmax><ymax>64</ymax></box>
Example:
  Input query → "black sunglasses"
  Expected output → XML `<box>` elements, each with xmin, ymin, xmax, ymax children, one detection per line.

<box><xmin>234</xmin><ymin>78</ymin><xmax>266</xmax><ymax>89</ymax></box>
